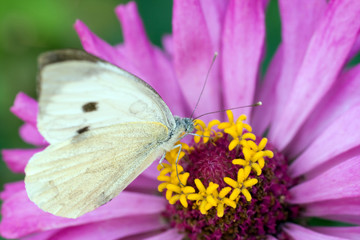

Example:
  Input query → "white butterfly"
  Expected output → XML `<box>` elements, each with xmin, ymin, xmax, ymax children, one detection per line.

<box><xmin>24</xmin><ymin>49</ymin><xmax>194</xmax><ymax>219</ymax></box>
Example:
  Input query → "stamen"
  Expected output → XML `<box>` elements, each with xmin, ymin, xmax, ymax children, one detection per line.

<box><xmin>194</xmin><ymin>119</ymin><xmax>220</xmax><ymax>143</ymax></box>
<box><xmin>157</xmin><ymin>111</ymin><xmax>275</xmax><ymax>220</ymax></box>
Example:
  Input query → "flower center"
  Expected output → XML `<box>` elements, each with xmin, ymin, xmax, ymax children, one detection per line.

<box><xmin>157</xmin><ymin>111</ymin><xmax>299</xmax><ymax>240</ymax></box>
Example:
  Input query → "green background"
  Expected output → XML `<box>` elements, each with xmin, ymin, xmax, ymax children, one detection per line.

<box><xmin>2</xmin><ymin>0</ymin><xmax>358</xmax><ymax>239</ymax></box>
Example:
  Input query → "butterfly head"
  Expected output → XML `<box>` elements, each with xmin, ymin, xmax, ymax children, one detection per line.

<box><xmin>174</xmin><ymin>117</ymin><xmax>195</xmax><ymax>135</ymax></box>
<box><xmin>183</xmin><ymin>117</ymin><xmax>195</xmax><ymax>134</ymax></box>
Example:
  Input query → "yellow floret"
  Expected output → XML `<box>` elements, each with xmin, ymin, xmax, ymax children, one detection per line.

<box><xmin>224</xmin><ymin>166</ymin><xmax>258</xmax><ymax>202</ymax></box>
<box><xmin>194</xmin><ymin>119</ymin><xmax>222</xmax><ymax>143</ymax></box>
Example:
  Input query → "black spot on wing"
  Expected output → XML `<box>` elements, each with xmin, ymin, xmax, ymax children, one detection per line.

<box><xmin>82</xmin><ymin>102</ymin><xmax>98</xmax><ymax>112</ymax></box>
<box><xmin>77</xmin><ymin>126</ymin><xmax>89</xmax><ymax>134</ymax></box>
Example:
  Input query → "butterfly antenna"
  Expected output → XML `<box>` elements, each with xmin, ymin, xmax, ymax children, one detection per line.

<box><xmin>190</xmin><ymin>52</ymin><xmax>218</xmax><ymax>119</ymax></box>
<box><xmin>193</xmin><ymin>101</ymin><xmax>262</xmax><ymax>120</ymax></box>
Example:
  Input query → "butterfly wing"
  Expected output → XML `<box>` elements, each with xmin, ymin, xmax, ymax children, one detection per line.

<box><xmin>25</xmin><ymin>122</ymin><xmax>168</xmax><ymax>218</ymax></box>
<box><xmin>25</xmin><ymin>50</ymin><xmax>177</xmax><ymax>218</ymax></box>
<box><xmin>37</xmin><ymin>49</ymin><xmax>175</xmax><ymax>144</ymax></box>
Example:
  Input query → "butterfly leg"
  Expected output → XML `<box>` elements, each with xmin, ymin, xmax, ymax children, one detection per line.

<box><xmin>159</xmin><ymin>153</ymin><xmax>166</xmax><ymax>168</ymax></box>
<box><xmin>172</xmin><ymin>144</ymin><xmax>184</xmax><ymax>187</ymax></box>
<box><xmin>188</xmin><ymin>132</ymin><xmax>206</xmax><ymax>137</ymax></box>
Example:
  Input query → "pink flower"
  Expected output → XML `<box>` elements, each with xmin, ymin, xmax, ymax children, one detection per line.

<box><xmin>2</xmin><ymin>0</ymin><xmax>360</xmax><ymax>239</ymax></box>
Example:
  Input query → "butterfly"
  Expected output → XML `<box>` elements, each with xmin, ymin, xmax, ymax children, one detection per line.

<box><xmin>24</xmin><ymin>49</ymin><xmax>195</xmax><ymax>219</ymax></box>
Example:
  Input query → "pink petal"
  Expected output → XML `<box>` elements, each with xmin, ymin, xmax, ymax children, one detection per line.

<box><xmin>75</xmin><ymin>21</ymin><xmax>154</xmax><ymax>95</ymax></box>
<box><xmin>115</xmin><ymin>2</ymin><xmax>154</xmax><ymax>60</ymax></box>
<box><xmin>141</xmin><ymin>160</ymin><xmax>161</xmax><ymax>180</ymax></box>
<box><xmin>162</xmin><ymin>34</ymin><xmax>173</xmax><ymax>57</ymax></box>
<box><xmin>304</xmin><ymin>197</ymin><xmax>360</xmax><ymax>221</ymax></box>
<box><xmin>74</xmin><ymin>20</ymin><xmax>136</xmax><ymax>73</ymax></box>
<box><xmin>252</xmin><ymin>46</ymin><xmax>283</xmax><ymax>135</ymax></box>
<box><xmin>0</xmin><ymin>181</ymin><xmax>25</xmax><ymax>200</ymax></box>
<box><xmin>10</xmin><ymin>92</ymin><xmax>38</xmax><ymax>126</ymax></box>
<box><xmin>144</xmin><ymin>229</ymin><xmax>183</xmax><ymax>240</ymax></box>
<box><xmin>284</xmin><ymin>223</ymin><xmax>347</xmax><ymax>240</ymax></box>
<box><xmin>289</xmin><ymin>104</ymin><xmax>360</xmax><ymax>177</ymax></box>
<box><xmin>126</xmin><ymin>173</ymin><xmax>159</xmax><ymax>193</ymax></box>
<box><xmin>267</xmin><ymin>236</ymin><xmax>278</xmax><ymax>240</ymax></box>
<box><xmin>19</xmin><ymin>123</ymin><xmax>47</xmax><ymax>146</ymax></box>
<box><xmin>2</xmin><ymin>148</ymin><xmax>43</xmax><ymax>173</ymax></box>
<box><xmin>173</xmin><ymin>0</ymin><xmax>221</xmax><ymax>120</ymax></box>
<box><xmin>311</xmin><ymin>226</ymin><xmax>360</xmax><ymax>240</ymax></box>
<box><xmin>49</xmin><ymin>214</ymin><xmax>166</xmax><ymax>240</ymax></box>
<box><xmin>348</xmin><ymin>32</ymin><xmax>360</xmax><ymax>60</ymax></box>
<box><xmin>0</xmin><ymin>188</ymin><xmax>166</xmax><ymax>238</ymax></box>
<box><xmin>270</xmin><ymin>0</ymin><xmax>360</xmax><ymax>150</ymax></box>
<box><xmin>289</xmin><ymin>155</ymin><xmax>360</xmax><ymax>204</ymax></box>
<box><xmin>221</xmin><ymin>0</ymin><xmax>265</xmax><ymax>119</ymax></box>
<box><xmin>287</xmin><ymin>64</ymin><xmax>360</xmax><ymax>158</ymax></box>
<box><xmin>115</xmin><ymin>2</ymin><xmax>187</xmax><ymax>116</ymax></box>
<box><xmin>23</xmin><ymin>229</ymin><xmax>59</xmax><ymax>240</ymax></box>
<box><xmin>324</xmin><ymin>215</ymin><xmax>360</xmax><ymax>225</ymax></box>
<box><xmin>270</xmin><ymin>0</ymin><xmax>327</xmax><ymax>131</ymax></box>
<box><xmin>199</xmin><ymin>0</ymin><xmax>229</xmax><ymax>50</ymax></box>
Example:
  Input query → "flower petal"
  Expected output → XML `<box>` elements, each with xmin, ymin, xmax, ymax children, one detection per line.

<box><xmin>23</xmin><ymin>229</ymin><xmax>59</xmax><ymax>240</ymax></box>
<box><xmin>10</xmin><ymin>92</ymin><xmax>38</xmax><ymax>125</ymax></box>
<box><xmin>270</xmin><ymin>0</ymin><xmax>327</xmax><ymax>129</ymax></box>
<box><xmin>74</xmin><ymin>20</ymin><xmax>136</xmax><ymax>73</ymax></box>
<box><xmin>270</xmin><ymin>0</ymin><xmax>360</xmax><ymax>150</ymax></box>
<box><xmin>287</xmin><ymin>65</ymin><xmax>360</xmax><ymax>158</ymax></box>
<box><xmin>19</xmin><ymin>123</ymin><xmax>47</xmax><ymax>146</ymax></box>
<box><xmin>0</xmin><ymin>189</ymin><xmax>166</xmax><ymax>239</ymax></box>
<box><xmin>199</xmin><ymin>0</ymin><xmax>229</xmax><ymax>50</ymax></box>
<box><xmin>115</xmin><ymin>3</ymin><xmax>187</xmax><ymax>115</ymax></box>
<box><xmin>284</xmin><ymin>223</ymin><xmax>347</xmax><ymax>240</ymax></box>
<box><xmin>221</xmin><ymin>0</ymin><xmax>265</xmax><ymax>118</ymax></box>
<box><xmin>141</xmin><ymin>160</ymin><xmax>163</xmax><ymax>180</ymax></box>
<box><xmin>304</xmin><ymin>197</ymin><xmax>360</xmax><ymax>221</ymax></box>
<box><xmin>2</xmin><ymin>148</ymin><xmax>43</xmax><ymax>173</ymax></box>
<box><xmin>75</xmin><ymin>20</ymin><xmax>157</xmax><ymax>100</ymax></box>
<box><xmin>162</xmin><ymin>34</ymin><xmax>173</xmax><ymax>57</ymax></box>
<box><xmin>348</xmin><ymin>32</ymin><xmax>360</xmax><ymax>61</ymax></box>
<box><xmin>0</xmin><ymin>181</ymin><xmax>25</xmax><ymax>201</ymax></box>
<box><xmin>311</xmin><ymin>226</ymin><xmax>360</xmax><ymax>240</ymax></box>
<box><xmin>144</xmin><ymin>228</ymin><xmax>183</xmax><ymax>240</ymax></box>
<box><xmin>289</xmin><ymin>155</ymin><xmax>360</xmax><ymax>204</ymax></box>
<box><xmin>252</xmin><ymin>46</ymin><xmax>283</xmax><ymax>135</ymax></box>
<box><xmin>324</xmin><ymin>215</ymin><xmax>360</xmax><ymax>225</ymax></box>
<box><xmin>173</xmin><ymin>0</ymin><xmax>220</xmax><ymax>119</ymax></box>
<box><xmin>126</xmin><ymin>174</ymin><xmax>159</xmax><ymax>193</ymax></box>
<box><xmin>289</xmin><ymin>104</ymin><xmax>360</xmax><ymax>178</ymax></box>
<box><xmin>48</xmin><ymin>214</ymin><xmax>166</xmax><ymax>240</ymax></box>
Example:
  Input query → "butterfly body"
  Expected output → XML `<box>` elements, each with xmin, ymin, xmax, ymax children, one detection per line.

<box><xmin>24</xmin><ymin>50</ymin><xmax>194</xmax><ymax>218</ymax></box>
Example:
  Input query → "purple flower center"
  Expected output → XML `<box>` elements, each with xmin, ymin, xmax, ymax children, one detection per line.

<box><xmin>163</xmin><ymin>134</ymin><xmax>300</xmax><ymax>240</ymax></box>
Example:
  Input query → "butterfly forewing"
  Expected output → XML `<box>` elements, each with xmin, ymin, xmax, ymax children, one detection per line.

<box><xmin>37</xmin><ymin>50</ymin><xmax>175</xmax><ymax>145</ymax></box>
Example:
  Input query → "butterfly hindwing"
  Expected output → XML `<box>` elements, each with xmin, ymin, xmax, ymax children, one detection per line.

<box><xmin>25</xmin><ymin>122</ymin><xmax>168</xmax><ymax>218</ymax></box>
